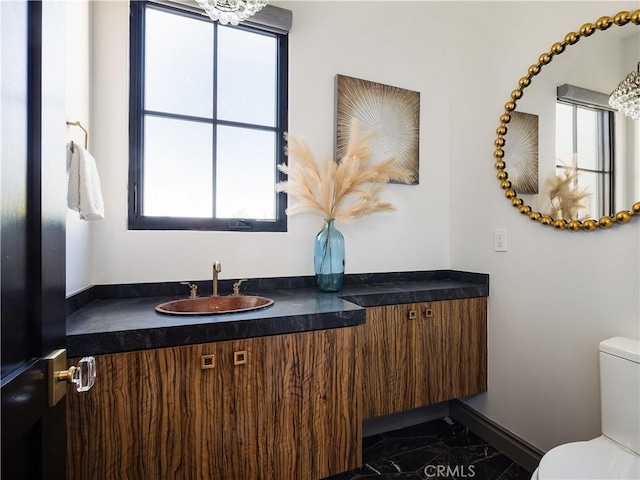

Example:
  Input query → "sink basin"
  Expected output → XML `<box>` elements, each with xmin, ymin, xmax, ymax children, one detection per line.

<box><xmin>155</xmin><ymin>296</ymin><xmax>274</xmax><ymax>315</ymax></box>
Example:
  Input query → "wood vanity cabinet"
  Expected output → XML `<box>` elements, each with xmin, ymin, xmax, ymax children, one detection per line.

<box><xmin>67</xmin><ymin>326</ymin><xmax>362</xmax><ymax>480</ymax></box>
<box><xmin>362</xmin><ymin>297</ymin><xmax>487</xmax><ymax>418</ymax></box>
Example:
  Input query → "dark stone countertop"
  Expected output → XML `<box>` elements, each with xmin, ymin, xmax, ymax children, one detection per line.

<box><xmin>66</xmin><ymin>271</ymin><xmax>489</xmax><ymax>357</ymax></box>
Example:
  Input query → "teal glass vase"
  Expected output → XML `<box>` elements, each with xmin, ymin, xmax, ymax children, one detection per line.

<box><xmin>314</xmin><ymin>219</ymin><xmax>345</xmax><ymax>292</ymax></box>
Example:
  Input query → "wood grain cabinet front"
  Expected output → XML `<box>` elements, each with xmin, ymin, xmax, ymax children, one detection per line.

<box><xmin>67</xmin><ymin>327</ymin><xmax>362</xmax><ymax>480</ymax></box>
<box><xmin>362</xmin><ymin>297</ymin><xmax>487</xmax><ymax>418</ymax></box>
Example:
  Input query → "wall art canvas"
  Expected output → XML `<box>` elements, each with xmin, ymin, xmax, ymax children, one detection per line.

<box><xmin>335</xmin><ymin>74</ymin><xmax>420</xmax><ymax>185</ymax></box>
<box><xmin>503</xmin><ymin>111</ymin><xmax>539</xmax><ymax>194</ymax></box>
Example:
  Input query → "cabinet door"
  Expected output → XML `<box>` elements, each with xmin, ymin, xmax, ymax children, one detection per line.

<box><xmin>68</xmin><ymin>327</ymin><xmax>361</xmax><ymax>480</ymax></box>
<box><xmin>222</xmin><ymin>327</ymin><xmax>362</xmax><ymax>479</ymax></box>
<box><xmin>67</xmin><ymin>344</ymin><xmax>225</xmax><ymax>480</ymax></box>
<box><xmin>421</xmin><ymin>297</ymin><xmax>487</xmax><ymax>404</ymax></box>
<box><xmin>363</xmin><ymin>298</ymin><xmax>488</xmax><ymax>419</ymax></box>
<box><xmin>362</xmin><ymin>304</ymin><xmax>418</xmax><ymax>417</ymax></box>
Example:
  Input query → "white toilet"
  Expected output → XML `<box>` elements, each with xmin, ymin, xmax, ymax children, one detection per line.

<box><xmin>532</xmin><ymin>337</ymin><xmax>640</xmax><ymax>480</ymax></box>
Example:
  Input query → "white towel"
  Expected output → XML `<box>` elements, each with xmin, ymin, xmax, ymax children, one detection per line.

<box><xmin>66</xmin><ymin>143</ymin><xmax>105</xmax><ymax>220</ymax></box>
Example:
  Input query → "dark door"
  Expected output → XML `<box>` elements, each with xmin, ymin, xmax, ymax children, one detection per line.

<box><xmin>1</xmin><ymin>0</ymin><xmax>68</xmax><ymax>478</ymax></box>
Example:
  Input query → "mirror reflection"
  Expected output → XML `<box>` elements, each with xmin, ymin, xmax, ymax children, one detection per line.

<box><xmin>555</xmin><ymin>87</ymin><xmax>616</xmax><ymax>220</ymax></box>
<box><xmin>499</xmin><ymin>12</ymin><xmax>640</xmax><ymax>230</ymax></box>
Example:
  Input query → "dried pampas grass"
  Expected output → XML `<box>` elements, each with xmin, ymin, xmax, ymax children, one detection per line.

<box><xmin>545</xmin><ymin>158</ymin><xmax>590</xmax><ymax>221</ymax></box>
<box><xmin>276</xmin><ymin>119</ymin><xmax>413</xmax><ymax>221</ymax></box>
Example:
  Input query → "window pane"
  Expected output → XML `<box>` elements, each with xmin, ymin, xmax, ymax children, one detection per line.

<box><xmin>145</xmin><ymin>8</ymin><xmax>213</xmax><ymax>118</ymax></box>
<box><xmin>576</xmin><ymin>108</ymin><xmax>598</xmax><ymax>170</ymax></box>
<box><xmin>576</xmin><ymin>170</ymin><xmax>598</xmax><ymax>219</ymax></box>
<box><xmin>556</xmin><ymin>103</ymin><xmax>574</xmax><ymax>166</ymax></box>
<box><xmin>144</xmin><ymin>116</ymin><xmax>213</xmax><ymax>217</ymax></box>
<box><xmin>217</xmin><ymin>27</ymin><xmax>276</xmax><ymax>127</ymax></box>
<box><xmin>554</xmin><ymin>102</ymin><xmax>613</xmax><ymax>220</ymax></box>
<box><xmin>216</xmin><ymin>126</ymin><xmax>276</xmax><ymax>219</ymax></box>
<box><xmin>578</xmin><ymin>171</ymin><xmax>614</xmax><ymax>218</ymax></box>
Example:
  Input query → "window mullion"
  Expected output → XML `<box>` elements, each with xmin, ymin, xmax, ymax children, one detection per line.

<box><xmin>275</xmin><ymin>33</ymin><xmax>288</xmax><ymax>223</ymax></box>
<box><xmin>130</xmin><ymin>2</ymin><xmax>146</xmax><ymax>220</ymax></box>
<box><xmin>608</xmin><ymin>112</ymin><xmax>615</xmax><ymax>214</ymax></box>
<box><xmin>211</xmin><ymin>22</ymin><xmax>218</xmax><ymax>221</ymax></box>
<box><xmin>217</xmin><ymin>118</ymin><xmax>278</xmax><ymax>133</ymax></box>
<box><xmin>142</xmin><ymin>109</ymin><xmax>215</xmax><ymax>124</ymax></box>
<box><xmin>572</xmin><ymin>104</ymin><xmax>578</xmax><ymax>160</ymax></box>
<box><xmin>597</xmin><ymin>111</ymin><xmax>605</xmax><ymax>173</ymax></box>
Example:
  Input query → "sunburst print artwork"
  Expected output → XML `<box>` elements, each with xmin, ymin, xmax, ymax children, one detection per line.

<box><xmin>335</xmin><ymin>75</ymin><xmax>420</xmax><ymax>185</ymax></box>
<box><xmin>503</xmin><ymin>111</ymin><xmax>539</xmax><ymax>194</ymax></box>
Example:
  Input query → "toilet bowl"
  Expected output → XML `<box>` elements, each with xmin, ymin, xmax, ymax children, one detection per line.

<box><xmin>532</xmin><ymin>436</ymin><xmax>639</xmax><ymax>479</ymax></box>
<box><xmin>532</xmin><ymin>337</ymin><xmax>640</xmax><ymax>480</ymax></box>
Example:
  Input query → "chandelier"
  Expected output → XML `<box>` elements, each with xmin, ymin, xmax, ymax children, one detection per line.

<box><xmin>609</xmin><ymin>62</ymin><xmax>640</xmax><ymax>121</ymax></box>
<box><xmin>195</xmin><ymin>0</ymin><xmax>268</xmax><ymax>25</ymax></box>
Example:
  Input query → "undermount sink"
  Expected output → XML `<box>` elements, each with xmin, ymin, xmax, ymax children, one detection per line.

<box><xmin>155</xmin><ymin>295</ymin><xmax>274</xmax><ymax>316</ymax></box>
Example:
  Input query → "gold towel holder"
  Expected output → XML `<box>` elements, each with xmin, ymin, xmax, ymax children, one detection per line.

<box><xmin>66</xmin><ymin>121</ymin><xmax>89</xmax><ymax>152</ymax></box>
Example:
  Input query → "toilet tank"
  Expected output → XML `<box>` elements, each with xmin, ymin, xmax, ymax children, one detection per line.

<box><xmin>599</xmin><ymin>337</ymin><xmax>640</xmax><ymax>455</ymax></box>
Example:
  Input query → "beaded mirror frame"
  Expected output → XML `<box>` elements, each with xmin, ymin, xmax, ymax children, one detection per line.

<box><xmin>493</xmin><ymin>9</ymin><xmax>640</xmax><ymax>232</ymax></box>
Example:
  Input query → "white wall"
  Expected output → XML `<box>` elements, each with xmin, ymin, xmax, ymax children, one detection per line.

<box><xmin>65</xmin><ymin>0</ymin><xmax>93</xmax><ymax>294</ymax></box>
<box><xmin>78</xmin><ymin>0</ymin><xmax>450</xmax><ymax>289</ymax></box>
<box><xmin>447</xmin><ymin>1</ymin><xmax>640</xmax><ymax>452</ymax></box>
<box><xmin>66</xmin><ymin>0</ymin><xmax>640</xmax><ymax>453</ymax></box>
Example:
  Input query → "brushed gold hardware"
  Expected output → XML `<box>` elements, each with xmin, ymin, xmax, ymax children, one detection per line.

<box><xmin>180</xmin><ymin>281</ymin><xmax>198</xmax><ymax>298</ymax></box>
<box><xmin>424</xmin><ymin>308</ymin><xmax>433</xmax><ymax>318</ymax></box>
<box><xmin>408</xmin><ymin>310</ymin><xmax>417</xmax><ymax>320</ymax></box>
<box><xmin>66</xmin><ymin>120</ymin><xmax>88</xmax><ymax>151</ymax></box>
<box><xmin>212</xmin><ymin>261</ymin><xmax>221</xmax><ymax>297</ymax></box>
<box><xmin>56</xmin><ymin>366</ymin><xmax>77</xmax><ymax>383</ymax></box>
<box><xmin>201</xmin><ymin>354</ymin><xmax>216</xmax><ymax>369</ymax></box>
<box><xmin>234</xmin><ymin>351</ymin><xmax>247</xmax><ymax>366</ymax></box>
<box><xmin>232</xmin><ymin>279</ymin><xmax>248</xmax><ymax>296</ymax></box>
<box><xmin>47</xmin><ymin>349</ymin><xmax>70</xmax><ymax>407</ymax></box>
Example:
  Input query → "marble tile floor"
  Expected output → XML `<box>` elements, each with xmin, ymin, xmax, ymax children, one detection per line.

<box><xmin>324</xmin><ymin>417</ymin><xmax>534</xmax><ymax>480</ymax></box>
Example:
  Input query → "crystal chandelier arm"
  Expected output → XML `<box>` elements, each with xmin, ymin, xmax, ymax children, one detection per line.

<box><xmin>609</xmin><ymin>61</ymin><xmax>640</xmax><ymax>121</ymax></box>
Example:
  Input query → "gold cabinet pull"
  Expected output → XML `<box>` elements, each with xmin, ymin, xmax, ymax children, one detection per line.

<box><xmin>201</xmin><ymin>354</ymin><xmax>216</xmax><ymax>369</ymax></box>
<box><xmin>408</xmin><ymin>310</ymin><xmax>417</xmax><ymax>320</ymax></box>
<box><xmin>424</xmin><ymin>308</ymin><xmax>433</xmax><ymax>318</ymax></box>
<box><xmin>234</xmin><ymin>351</ymin><xmax>247</xmax><ymax>366</ymax></box>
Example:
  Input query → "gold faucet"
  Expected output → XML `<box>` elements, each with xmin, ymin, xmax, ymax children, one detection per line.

<box><xmin>212</xmin><ymin>261</ymin><xmax>221</xmax><ymax>297</ymax></box>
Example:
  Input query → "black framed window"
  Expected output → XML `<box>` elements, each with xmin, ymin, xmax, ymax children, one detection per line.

<box><xmin>555</xmin><ymin>100</ymin><xmax>614</xmax><ymax>219</ymax></box>
<box><xmin>129</xmin><ymin>1</ymin><xmax>288</xmax><ymax>231</ymax></box>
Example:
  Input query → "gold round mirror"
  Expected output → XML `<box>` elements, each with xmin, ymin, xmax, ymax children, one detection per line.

<box><xmin>494</xmin><ymin>10</ymin><xmax>640</xmax><ymax>231</ymax></box>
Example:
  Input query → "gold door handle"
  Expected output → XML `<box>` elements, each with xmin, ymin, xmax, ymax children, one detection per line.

<box><xmin>424</xmin><ymin>308</ymin><xmax>433</xmax><ymax>318</ymax></box>
<box><xmin>408</xmin><ymin>310</ymin><xmax>417</xmax><ymax>320</ymax></box>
